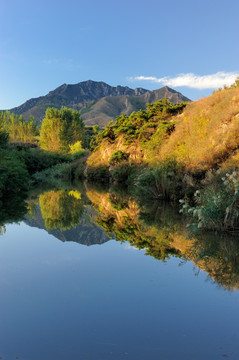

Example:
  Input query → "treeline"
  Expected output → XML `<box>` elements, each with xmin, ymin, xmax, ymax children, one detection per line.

<box><xmin>0</xmin><ymin>106</ymin><xmax>87</xmax><ymax>213</ymax></box>
<box><xmin>0</xmin><ymin>111</ymin><xmax>39</xmax><ymax>143</ymax></box>
<box><xmin>0</xmin><ymin>106</ymin><xmax>87</xmax><ymax>153</ymax></box>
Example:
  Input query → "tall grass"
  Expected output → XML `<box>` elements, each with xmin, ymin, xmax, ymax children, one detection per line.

<box><xmin>159</xmin><ymin>88</ymin><xmax>239</xmax><ymax>170</ymax></box>
<box><xmin>180</xmin><ymin>170</ymin><xmax>239</xmax><ymax>231</ymax></box>
<box><xmin>135</xmin><ymin>160</ymin><xmax>185</xmax><ymax>200</ymax></box>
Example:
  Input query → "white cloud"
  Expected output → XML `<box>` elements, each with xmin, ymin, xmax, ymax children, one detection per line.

<box><xmin>123</xmin><ymin>243</ymin><xmax>142</xmax><ymax>251</ymax></box>
<box><xmin>129</xmin><ymin>72</ymin><xmax>239</xmax><ymax>89</ymax></box>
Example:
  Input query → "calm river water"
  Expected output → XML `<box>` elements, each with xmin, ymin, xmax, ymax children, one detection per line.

<box><xmin>0</xmin><ymin>183</ymin><xmax>239</xmax><ymax>360</ymax></box>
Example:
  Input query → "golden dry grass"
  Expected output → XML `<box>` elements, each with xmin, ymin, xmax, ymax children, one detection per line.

<box><xmin>87</xmin><ymin>88</ymin><xmax>239</xmax><ymax>171</ymax></box>
<box><xmin>87</xmin><ymin>136</ymin><xmax>145</xmax><ymax>167</ymax></box>
<box><xmin>159</xmin><ymin>88</ymin><xmax>239</xmax><ymax>170</ymax></box>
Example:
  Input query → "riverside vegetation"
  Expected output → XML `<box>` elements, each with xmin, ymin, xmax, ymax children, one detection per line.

<box><xmin>87</xmin><ymin>78</ymin><xmax>239</xmax><ymax>231</ymax></box>
<box><xmin>0</xmin><ymin>106</ymin><xmax>86</xmax><ymax>226</ymax></box>
<box><xmin>1</xmin><ymin>78</ymin><xmax>239</xmax><ymax>232</ymax></box>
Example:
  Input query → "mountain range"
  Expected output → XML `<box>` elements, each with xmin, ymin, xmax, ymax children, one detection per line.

<box><xmin>10</xmin><ymin>80</ymin><xmax>190</xmax><ymax>126</ymax></box>
<box><xmin>25</xmin><ymin>204</ymin><xmax>110</xmax><ymax>246</ymax></box>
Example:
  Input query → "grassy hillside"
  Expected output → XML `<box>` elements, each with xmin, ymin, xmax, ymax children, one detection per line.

<box><xmin>88</xmin><ymin>87</ymin><xmax>239</xmax><ymax>171</ymax></box>
<box><xmin>86</xmin><ymin>84</ymin><xmax>239</xmax><ymax>231</ymax></box>
<box><xmin>87</xmin><ymin>98</ymin><xmax>187</xmax><ymax>167</ymax></box>
<box><xmin>159</xmin><ymin>88</ymin><xmax>239</xmax><ymax>170</ymax></box>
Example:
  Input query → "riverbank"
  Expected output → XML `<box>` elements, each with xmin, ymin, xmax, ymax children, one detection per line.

<box><xmin>83</xmin><ymin>84</ymin><xmax>239</xmax><ymax>231</ymax></box>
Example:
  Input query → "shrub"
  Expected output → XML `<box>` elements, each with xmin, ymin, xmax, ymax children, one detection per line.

<box><xmin>0</xmin><ymin>131</ymin><xmax>9</xmax><ymax>148</ymax></box>
<box><xmin>135</xmin><ymin>160</ymin><xmax>184</xmax><ymax>200</ymax></box>
<box><xmin>69</xmin><ymin>141</ymin><xmax>83</xmax><ymax>154</ymax></box>
<box><xmin>73</xmin><ymin>155</ymin><xmax>88</xmax><ymax>179</ymax></box>
<box><xmin>17</xmin><ymin>147</ymin><xmax>71</xmax><ymax>174</ymax></box>
<box><xmin>90</xmin><ymin>99</ymin><xmax>187</xmax><ymax>150</ymax></box>
<box><xmin>109</xmin><ymin>151</ymin><xmax>129</xmax><ymax>166</ymax></box>
<box><xmin>180</xmin><ymin>170</ymin><xmax>239</xmax><ymax>231</ymax></box>
<box><xmin>110</xmin><ymin>163</ymin><xmax>133</xmax><ymax>184</ymax></box>
<box><xmin>86</xmin><ymin>166</ymin><xmax>110</xmax><ymax>183</ymax></box>
<box><xmin>0</xmin><ymin>151</ymin><xmax>29</xmax><ymax>200</ymax></box>
<box><xmin>32</xmin><ymin>163</ymin><xmax>74</xmax><ymax>184</ymax></box>
<box><xmin>110</xmin><ymin>163</ymin><xmax>142</xmax><ymax>185</ymax></box>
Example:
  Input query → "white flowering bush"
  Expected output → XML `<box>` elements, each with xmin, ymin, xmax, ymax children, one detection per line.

<box><xmin>180</xmin><ymin>171</ymin><xmax>239</xmax><ymax>231</ymax></box>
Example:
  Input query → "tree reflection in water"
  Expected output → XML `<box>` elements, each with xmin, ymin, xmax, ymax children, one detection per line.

<box><xmin>39</xmin><ymin>189</ymin><xmax>83</xmax><ymax>230</ymax></box>
<box><xmin>0</xmin><ymin>195</ymin><xmax>28</xmax><ymax>234</ymax></box>
<box><xmin>1</xmin><ymin>182</ymin><xmax>239</xmax><ymax>290</ymax></box>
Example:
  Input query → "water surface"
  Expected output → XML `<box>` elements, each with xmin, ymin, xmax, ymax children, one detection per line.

<box><xmin>0</xmin><ymin>185</ymin><xmax>239</xmax><ymax>360</ymax></box>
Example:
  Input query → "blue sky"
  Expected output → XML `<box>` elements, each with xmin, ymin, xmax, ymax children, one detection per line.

<box><xmin>0</xmin><ymin>0</ymin><xmax>239</xmax><ymax>109</ymax></box>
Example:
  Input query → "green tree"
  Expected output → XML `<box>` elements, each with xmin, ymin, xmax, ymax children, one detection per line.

<box><xmin>40</xmin><ymin>107</ymin><xmax>84</xmax><ymax>153</ymax></box>
<box><xmin>0</xmin><ymin>151</ymin><xmax>29</xmax><ymax>200</ymax></box>
<box><xmin>0</xmin><ymin>130</ymin><xmax>9</xmax><ymax>148</ymax></box>
<box><xmin>0</xmin><ymin>111</ymin><xmax>38</xmax><ymax>143</ymax></box>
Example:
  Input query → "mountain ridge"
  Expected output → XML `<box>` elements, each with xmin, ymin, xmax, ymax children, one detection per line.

<box><xmin>24</xmin><ymin>204</ymin><xmax>110</xmax><ymax>246</ymax></box>
<box><xmin>9</xmin><ymin>80</ymin><xmax>190</xmax><ymax>126</ymax></box>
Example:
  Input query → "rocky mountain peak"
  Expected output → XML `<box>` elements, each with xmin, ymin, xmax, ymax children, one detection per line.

<box><xmin>9</xmin><ymin>80</ymin><xmax>190</xmax><ymax>125</ymax></box>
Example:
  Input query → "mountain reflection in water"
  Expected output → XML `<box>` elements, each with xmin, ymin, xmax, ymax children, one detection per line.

<box><xmin>1</xmin><ymin>182</ymin><xmax>239</xmax><ymax>290</ymax></box>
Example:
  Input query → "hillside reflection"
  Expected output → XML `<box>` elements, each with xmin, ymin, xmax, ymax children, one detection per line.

<box><xmin>1</xmin><ymin>182</ymin><xmax>239</xmax><ymax>290</ymax></box>
<box><xmin>86</xmin><ymin>185</ymin><xmax>239</xmax><ymax>291</ymax></box>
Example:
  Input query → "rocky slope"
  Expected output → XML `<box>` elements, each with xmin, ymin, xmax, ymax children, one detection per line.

<box><xmin>9</xmin><ymin>80</ymin><xmax>190</xmax><ymax>126</ymax></box>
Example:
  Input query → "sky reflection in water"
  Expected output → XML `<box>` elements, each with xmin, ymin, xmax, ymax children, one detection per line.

<box><xmin>0</xmin><ymin>186</ymin><xmax>239</xmax><ymax>360</ymax></box>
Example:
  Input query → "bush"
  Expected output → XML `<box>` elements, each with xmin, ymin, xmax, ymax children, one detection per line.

<box><xmin>109</xmin><ymin>151</ymin><xmax>129</xmax><ymax>166</ymax></box>
<box><xmin>86</xmin><ymin>166</ymin><xmax>110</xmax><ymax>183</ymax></box>
<box><xmin>16</xmin><ymin>147</ymin><xmax>71</xmax><ymax>174</ymax></box>
<box><xmin>69</xmin><ymin>141</ymin><xmax>84</xmax><ymax>155</ymax></box>
<box><xmin>0</xmin><ymin>151</ymin><xmax>29</xmax><ymax>200</ymax></box>
<box><xmin>110</xmin><ymin>162</ymin><xmax>142</xmax><ymax>185</ymax></box>
<box><xmin>135</xmin><ymin>160</ymin><xmax>184</xmax><ymax>200</ymax></box>
<box><xmin>180</xmin><ymin>170</ymin><xmax>239</xmax><ymax>231</ymax></box>
<box><xmin>91</xmin><ymin>99</ymin><xmax>187</xmax><ymax>149</ymax></box>
<box><xmin>0</xmin><ymin>131</ymin><xmax>9</xmax><ymax>148</ymax></box>
<box><xmin>32</xmin><ymin>163</ymin><xmax>75</xmax><ymax>184</ymax></box>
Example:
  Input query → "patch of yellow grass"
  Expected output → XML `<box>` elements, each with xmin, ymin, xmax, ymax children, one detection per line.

<box><xmin>159</xmin><ymin>88</ymin><xmax>239</xmax><ymax>170</ymax></box>
<box><xmin>87</xmin><ymin>136</ymin><xmax>145</xmax><ymax>167</ymax></box>
<box><xmin>88</xmin><ymin>88</ymin><xmax>239</xmax><ymax>171</ymax></box>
